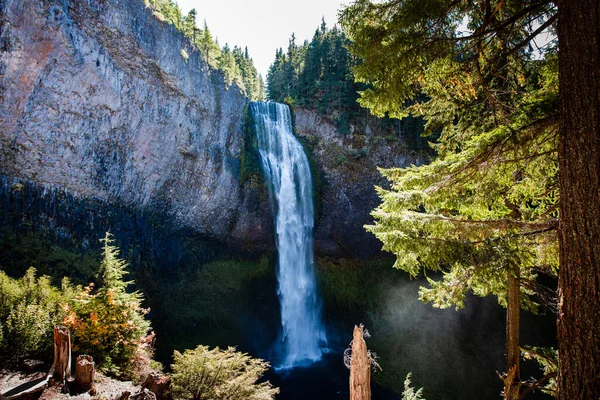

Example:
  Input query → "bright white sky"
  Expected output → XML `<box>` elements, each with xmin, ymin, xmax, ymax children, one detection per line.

<box><xmin>176</xmin><ymin>0</ymin><xmax>350</xmax><ymax>77</ymax></box>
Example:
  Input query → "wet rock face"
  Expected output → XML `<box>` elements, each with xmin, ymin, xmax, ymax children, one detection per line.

<box><xmin>293</xmin><ymin>108</ymin><xmax>424</xmax><ymax>259</ymax></box>
<box><xmin>0</xmin><ymin>0</ymin><xmax>271</xmax><ymax>248</ymax></box>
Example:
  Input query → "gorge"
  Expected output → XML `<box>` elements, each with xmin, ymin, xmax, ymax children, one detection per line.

<box><xmin>0</xmin><ymin>0</ymin><xmax>558</xmax><ymax>399</ymax></box>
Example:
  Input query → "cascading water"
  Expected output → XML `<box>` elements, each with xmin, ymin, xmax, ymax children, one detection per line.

<box><xmin>251</xmin><ymin>102</ymin><xmax>327</xmax><ymax>369</ymax></box>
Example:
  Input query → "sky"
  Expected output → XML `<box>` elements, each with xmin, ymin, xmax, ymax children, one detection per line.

<box><xmin>176</xmin><ymin>0</ymin><xmax>350</xmax><ymax>77</ymax></box>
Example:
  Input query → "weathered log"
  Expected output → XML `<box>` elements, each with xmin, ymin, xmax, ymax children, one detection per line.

<box><xmin>74</xmin><ymin>355</ymin><xmax>95</xmax><ymax>393</ymax></box>
<box><xmin>142</xmin><ymin>373</ymin><xmax>171</xmax><ymax>400</ymax></box>
<box><xmin>52</xmin><ymin>326</ymin><xmax>71</xmax><ymax>383</ymax></box>
<box><xmin>350</xmin><ymin>325</ymin><xmax>371</xmax><ymax>400</ymax></box>
<box><xmin>1</xmin><ymin>377</ymin><xmax>49</xmax><ymax>400</ymax></box>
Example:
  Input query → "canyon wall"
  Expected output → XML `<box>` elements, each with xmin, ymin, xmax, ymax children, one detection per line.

<box><xmin>0</xmin><ymin>0</ymin><xmax>423</xmax><ymax>261</ymax></box>
<box><xmin>0</xmin><ymin>0</ymin><xmax>270</xmax><ymax>249</ymax></box>
<box><xmin>294</xmin><ymin>108</ymin><xmax>424</xmax><ymax>258</ymax></box>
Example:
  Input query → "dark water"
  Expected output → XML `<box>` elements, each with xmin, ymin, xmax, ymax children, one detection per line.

<box><xmin>264</xmin><ymin>352</ymin><xmax>399</xmax><ymax>400</ymax></box>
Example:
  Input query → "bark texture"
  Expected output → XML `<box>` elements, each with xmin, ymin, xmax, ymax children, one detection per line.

<box><xmin>74</xmin><ymin>355</ymin><xmax>95</xmax><ymax>393</ymax></box>
<box><xmin>504</xmin><ymin>269</ymin><xmax>521</xmax><ymax>400</ymax></box>
<box><xmin>142</xmin><ymin>373</ymin><xmax>171</xmax><ymax>400</ymax></box>
<box><xmin>350</xmin><ymin>325</ymin><xmax>371</xmax><ymax>400</ymax></box>
<box><xmin>52</xmin><ymin>325</ymin><xmax>71</xmax><ymax>383</ymax></box>
<box><xmin>557</xmin><ymin>0</ymin><xmax>600</xmax><ymax>398</ymax></box>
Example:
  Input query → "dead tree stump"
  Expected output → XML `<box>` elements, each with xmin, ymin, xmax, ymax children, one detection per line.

<box><xmin>52</xmin><ymin>326</ymin><xmax>71</xmax><ymax>383</ymax></box>
<box><xmin>142</xmin><ymin>373</ymin><xmax>171</xmax><ymax>400</ymax></box>
<box><xmin>350</xmin><ymin>325</ymin><xmax>371</xmax><ymax>400</ymax></box>
<box><xmin>74</xmin><ymin>355</ymin><xmax>95</xmax><ymax>393</ymax></box>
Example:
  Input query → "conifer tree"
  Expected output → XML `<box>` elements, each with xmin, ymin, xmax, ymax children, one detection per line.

<box><xmin>182</xmin><ymin>9</ymin><xmax>198</xmax><ymax>43</ymax></box>
<box><xmin>340</xmin><ymin>0</ymin><xmax>560</xmax><ymax>398</ymax></box>
<box><xmin>67</xmin><ymin>232</ymin><xmax>151</xmax><ymax>377</ymax></box>
<box><xmin>147</xmin><ymin>1</ymin><xmax>265</xmax><ymax>100</ymax></box>
<box><xmin>218</xmin><ymin>44</ymin><xmax>243</xmax><ymax>89</ymax></box>
<box><xmin>198</xmin><ymin>21</ymin><xmax>221</xmax><ymax>68</ymax></box>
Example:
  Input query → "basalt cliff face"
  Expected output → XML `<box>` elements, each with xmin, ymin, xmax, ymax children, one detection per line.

<box><xmin>0</xmin><ymin>0</ymin><xmax>422</xmax><ymax>262</ymax></box>
<box><xmin>294</xmin><ymin>108</ymin><xmax>424</xmax><ymax>259</ymax></box>
<box><xmin>0</xmin><ymin>0</ymin><xmax>270</xmax><ymax>250</ymax></box>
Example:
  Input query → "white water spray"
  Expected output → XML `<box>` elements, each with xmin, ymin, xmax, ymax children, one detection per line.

<box><xmin>251</xmin><ymin>102</ymin><xmax>327</xmax><ymax>369</ymax></box>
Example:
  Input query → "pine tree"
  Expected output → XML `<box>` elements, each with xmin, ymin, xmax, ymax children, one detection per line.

<box><xmin>198</xmin><ymin>21</ymin><xmax>221</xmax><ymax>68</ymax></box>
<box><xmin>148</xmin><ymin>1</ymin><xmax>264</xmax><ymax>100</ymax></box>
<box><xmin>266</xmin><ymin>22</ymin><xmax>365</xmax><ymax>132</ymax></box>
<box><xmin>340</xmin><ymin>0</ymin><xmax>560</xmax><ymax>398</ymax></box>
<box><xmin>67</xmin><ymin>232</ymin><xmax>151</xmax><ymax>377</ymax></box>
<box><xmin>182</xmin><ymin>8</ymin><xmax>198</xmax><ymax>43</ymax></box>
<box><xmin>218</xmin><ymin>44</ymin><xmax>243</xmax><ymax>89</ymax></box>
<box><xmin>555</xmin><ymin>1</ymin><xmax>600</xmax><ymax>398</ymax></box>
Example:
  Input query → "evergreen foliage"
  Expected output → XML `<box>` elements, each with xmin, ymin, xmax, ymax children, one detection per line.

<box><xmin>340</xmin><ymin>0</ymin><xmax>559</xmax><ymax>396</ymax></box>
<box><xmin>145</xmin><ymin>0</ymin><xmax>264</xmax><ymax>100</ymax></box>
<box><xmin>266</xmin><ymin>21</ymin><xmax>427</xmax><ymax>143</ymax></box>
<box><xmin>266</xmin><ymin>21</ymin><xmax>368</xmax><ymax>133</ymax></box>
<box><xmin>170</xmin><ymin>345</ymin><xmax>279</xmax><ymax>400</ymax></box>
<box><xmin>402</xmin><ymin>373</ymin><xmax>425</xmax><ymax>400</ymax></box>
<box><xmin>0</xmin><ymin>228</ymin><xmax>98</xmax><ymax>283</ymax></box>
<box><xmin>340</xmin><ymin>0</ymin><xmax>559</xmax><ymax>306</ymax></box>
<box><xmin>65</xmin><ymin>232</ymin><xmax>152</xmax><ymax>378</ymax></box>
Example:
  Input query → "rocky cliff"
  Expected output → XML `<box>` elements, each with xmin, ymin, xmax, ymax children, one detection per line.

<box><xmin>0</xmin><ymin>0</ymin><xmax>270</xmax><ymax>248</ymax></box>
<box><xmin>294</xmin><ymin>108</ymin><xmax>424</xmax><ymax>258</ymax></box>
<box><xmin>0</xmin><ymin>0</ymin><xmax>425</xmax><ymax>262</ymax></box>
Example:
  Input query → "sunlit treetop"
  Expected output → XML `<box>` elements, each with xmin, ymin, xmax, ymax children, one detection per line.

<box><xmin>340</xmin><ymin>0</ymin><xmax>559</xmax><ymax>311</ymax></box>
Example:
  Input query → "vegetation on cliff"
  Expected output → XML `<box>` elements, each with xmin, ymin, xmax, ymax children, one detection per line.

<box><xmin>145</xmin><ymin>0</ymin><xmax>265</xmax><ymax>100</ymax></box>
<box><xmin>266</xmin><ymin>21</ymin><xmax>425</xmax><ymax>145</ymax></box>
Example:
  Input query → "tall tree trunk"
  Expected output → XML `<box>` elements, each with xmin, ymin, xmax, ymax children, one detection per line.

<box><xmin>504</xmin><ymin>268</ymin><xmax>521</xmax><ymax>400</ymax></box>
<box><xmin>557</xmin><ymin>0</ymin><xmax>600</xmax><ymax>398</ymax></box>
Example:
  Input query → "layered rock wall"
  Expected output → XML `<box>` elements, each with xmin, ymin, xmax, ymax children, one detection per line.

<box><xmin>294</xmin><ymin>108</ymin><xmax>424</xmax><ymax>258</ymax></box>
<box><xmin>0</xmin><ymin>0</ymin><xmax>270</xmax><ymax>247</ymax></box>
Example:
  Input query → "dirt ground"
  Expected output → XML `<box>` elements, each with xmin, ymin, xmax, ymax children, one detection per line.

<box><xmin>0</xmin><ymin>369</ymin><xmax>138</xmax><ymax>400</ymax></box>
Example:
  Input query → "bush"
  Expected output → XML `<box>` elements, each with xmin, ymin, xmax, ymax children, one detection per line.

<box><xmin>170</xmin><ymin>345</ymin><xmax>278</xmax><ymax>400</ymax></box>
<box><xmin>5</xmin><ymin>303</ymin><xmax>51</xmax><ymax>359</ymax></box>
<box><xmin>0</xmin><ymin>268</ymin><xmax>73</xmax><ymax>362</ymax></box>
<box><xmin>65</xmin><ymin>232</ymin><xmax>152</xmax><ymax>378</ymax></box>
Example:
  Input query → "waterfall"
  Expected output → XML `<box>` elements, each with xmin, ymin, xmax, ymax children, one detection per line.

<box><xmin>251</xmin><ymin>102</ymin><xmax>327</xmax><ymax>369</ymax></box>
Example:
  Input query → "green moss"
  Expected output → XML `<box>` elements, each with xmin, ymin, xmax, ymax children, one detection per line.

<box><xmin>289</xmin><ymin>106</ymin><xmax>324</xmax><ymax>222</ymax></box>
<box><xmin>317</xmin><ymin>257</ymin><xmax>397</xmax><ymax>316</ymax></box>
<box><xmin>240</xmin><ymin>104</ymin><xmax>264</xmax><ymax>185</ymax></box>
<box><xmin>143</xmin><ymin>254</ymin><xmax>279</xmax><ymax>362</ymax></box>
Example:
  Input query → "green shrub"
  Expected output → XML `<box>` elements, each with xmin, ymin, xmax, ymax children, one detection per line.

<box><xmin>65</xmin><ymin>232</ymin><xmax>152</xmax><ymax>378</ymax></box>
<box><xmin>402</xmin><ymin>373</ymin><xmax>425</xmax><ymax>400</ymax></box>
<box><xmin>5</xmin><ymin>303</ymin><xmax>51</xmax><ymax>359</ymax></box>
<box><xmin>170</xmin><ymin>345</ymin><xmax>278</xmax><ymax>400</ymax></box>
<box><xmin>0</xmin><ymin>268</ymin><xmax>73</xmax><ymax>362</ymax></box>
